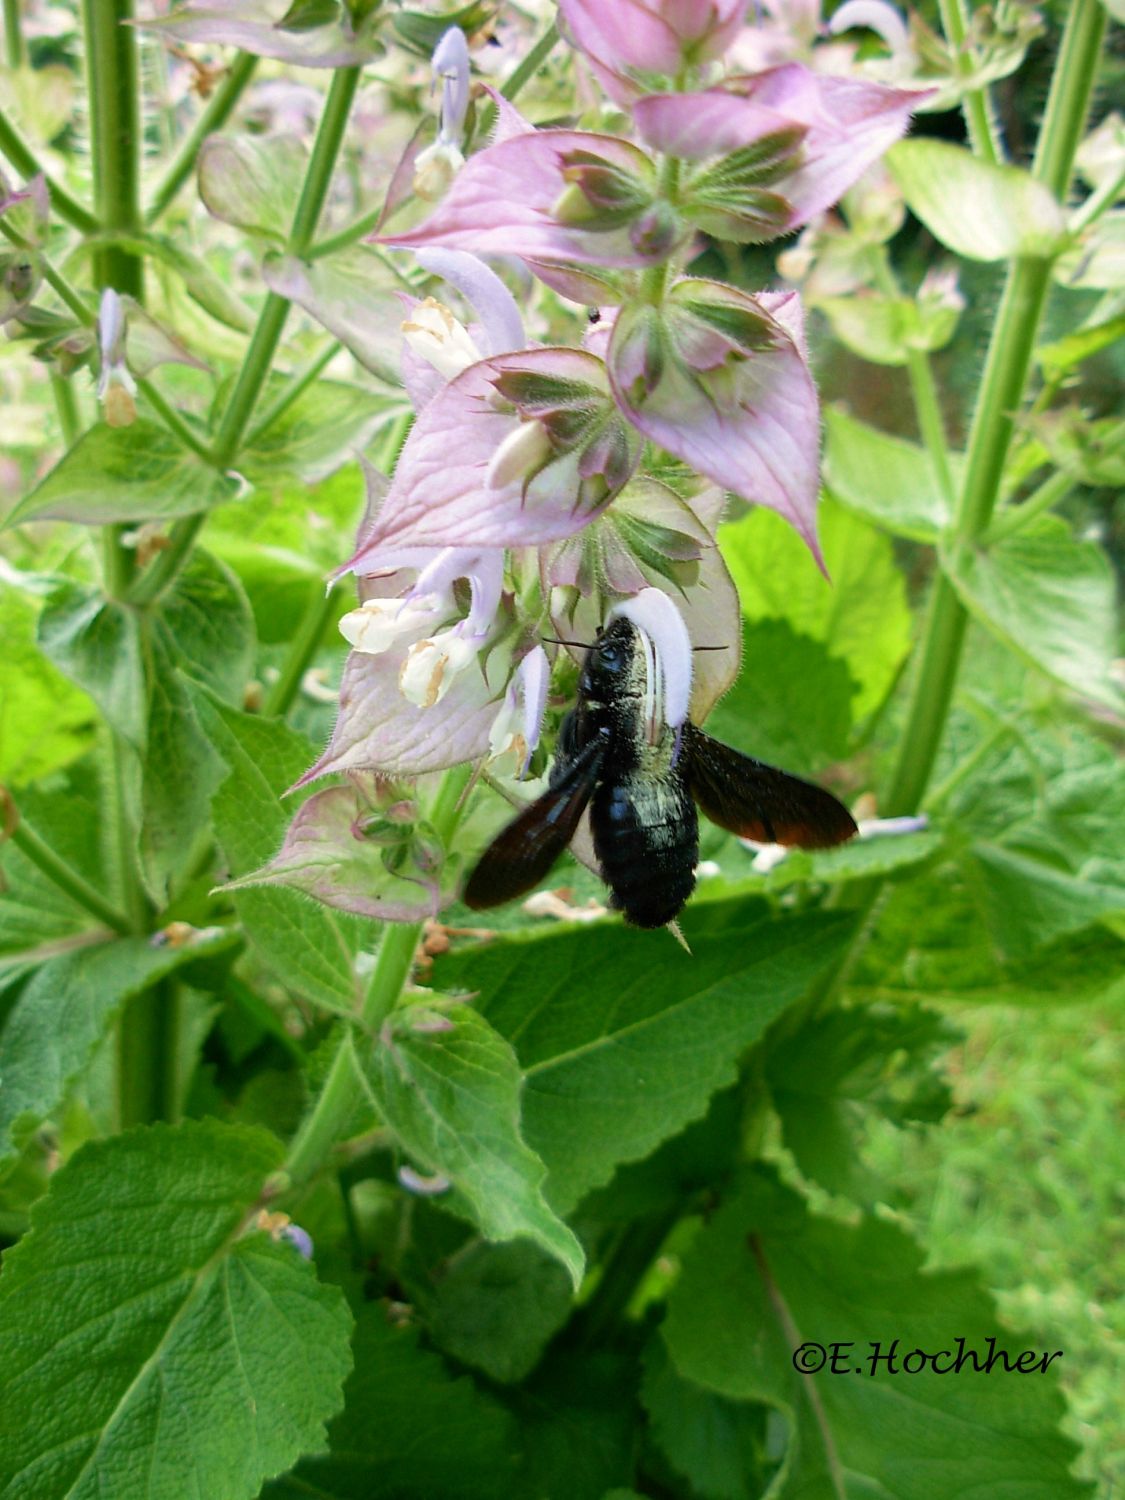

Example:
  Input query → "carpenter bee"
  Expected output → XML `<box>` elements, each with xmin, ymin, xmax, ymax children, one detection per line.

<box><xmin>464</xmin><ymin>617</ymin><xmax>857</xmax><ymax>929</ymax></box>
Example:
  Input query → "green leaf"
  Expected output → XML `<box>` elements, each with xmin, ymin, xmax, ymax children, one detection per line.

<box><xmin>91</xmin><ymin>230</ymin><xmax>256</xmax><ymax>332</ymax></box>
<box><xmin>188</xmin><ymin>686</ymin><xmax>365</xmax><ymax>1014</ymax></box>
<box><xmin>511</xmin><ymin>1350</ymin><xmax>638</xmax><ymax>1500</ymax></box>
<box><xmin>715</xmin><ymin>829</ymin><xmax>941</xmax><ymax>894</ymax></box>
<box><xmin>157</xmin><ymin>548</ymin><xmax>255</xmax><ymax>704</ymax></box>
<box><xmin>416</xmin><ymin>1238</ymin><xmax>574</xmax><ymax>1384</ymax></box>
<box><xmin>0</xmin><ymin>931</ymin><xmax>239</xmax><ymax>1171</ymax></box>
<box><xmin>704</xmin><ymin>619</ymin><xmax>854</xmax><ymax>775</ymax></box>
<box><xmin>642</xmin><ymin>1335</ymin><xmax>772</xmax><ymax>1500</ymax></box>
<box><xmin>888</xmin><ymin>139</ymin><xmax>1066</xmax><ymax>260</ymax></box>
<box><xmin>38</xmin><ymin>580</ymin><xmax>147</xmax><ymax>747</ymax></box>
<box><xmin>264</xmin><ymin>1302</ymin><xmax>517</xmax><ymax>1500</ymax></box>
<box><xmin>0</xmin><ymin>1120</ymin><xmax>353</xmax><ymax>1500</ymax></box>
<box><xmin>969</xmin><ymin>842</ymin><xmax>1124</xmax><ymax>961</ymax></box>
<box><xmin>1037</xmin><ymin>310</ymin><xmax>1125</xmax><ymax>380</ymax></box>
<box><xmin>198</xmin><ymin>133</ymin><xmax>305</xmax><ymax>241</ymax></box>
<box><xmin>662</xmin><ymin>1167</ymin><xmax>1091</xmax><ymax>1499</ymax></box>
<box><xmin>262</xmin><ymin>248</ymin><xmax>402</xmax><ymax>383</ymax></box>
<box><xmin>0</xmin><ymin>584</ymin><xmax>94</xmax><ymax>786</ymax></box>
<box><xmin>365</xmin><ymin>1003</ymin><xmax>585</xmax><ymax>1287</ymax></box>
<box><xmin>944</xmin><ymin>516</ymin><xmax>1121</xmax><ymax>711</ymax></box>
<box><xmin>7</xmin><ymin>421</ymin><xmax>238</xmax><ymax>526</ymax></box>
<box><xmin>1054</xmin><ymin>210</ymin><xmax>1125</xmax><ymax>291</ymax></box>
<box><xmin>766</xmin><ymin>1005</ymin><xmax>956</xmax><ymax>1202</ymax></box>
<box><xmin>719</xmin><ymin>497</ymin><xmax>913</xmax><ymax>721</ymax></box>
<box><xmin>434</xmin><ymin>907</ymin><xmax>854</xmax><ymax>1213</ymax></box>
<box><xmin>822</xmin><ymin>406</ymin><xmax>954</xmax><ymax>542</ymax></box>
<box><xmin>816</xmin><ymin>290</ymin><xmax>959</xmax><ymax>366</ymax></box>
<box><xmin>235</xmin><ymin>377</ymin><xmax>395</xmax><ymax>485</ymax></box>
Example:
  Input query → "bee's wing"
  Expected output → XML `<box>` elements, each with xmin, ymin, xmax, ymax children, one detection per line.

<box><xmin>463</xmin><ymin>738</ymin><xmax>605</xmax><ymax>910</ymax></box>
<box><xmin>683</xmin><ymin>724</ymin><xmax>857</xmax><ymax>848</ymax></box>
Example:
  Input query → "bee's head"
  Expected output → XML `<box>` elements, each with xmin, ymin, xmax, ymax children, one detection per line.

<box><xmin>582</xmin><ymin>618</ymin><xmax>638</xmax><ymax>695</ymax></box>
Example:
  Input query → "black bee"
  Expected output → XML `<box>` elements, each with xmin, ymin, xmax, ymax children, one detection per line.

<box><xmin>464</xmin><ymin>617</ymin><xmax>858</xmax><ymax>929</ymax></box>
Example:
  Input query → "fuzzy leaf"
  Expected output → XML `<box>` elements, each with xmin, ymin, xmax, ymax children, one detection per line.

<box><xmin>198</xmin><ymin>132</ymin><xmax>305</xmax><ymax>239</ymax></box>
<box><xmin>38</xmin><ymin>581</ymin><xmax>146</xmax><ymax>746</ymax></box>
<box><xmin>889</xmin><ymin>139</ymin><xmax>1066</xmax><ymax>260</ymax></box>
<box><xmin>943</xmin><ymin>516</ymin><xmax>1120</xmax><ymax>711</ymax></box>
<box><xmin>138</xmin><ymin>0</ymin><xmax>380</xmax><ymax>65</ymax></box>
<box><xmin>189</xmin><ymin>687</ymin><xmax>366</xmax><ymax>1016</ymax></box>
<box><xmin>433</xmin><ymin>906</ymin><xmax>854</xmax><ymax>1212</ymax></box>
<box><xmin>0</xmin><ymin>1120</ymin><xmax>353</xmax><ymax>1500</ymax></box>
<box><xmin>234</xmin><ymin>377</ymin><xmax>396</xmax><ymax>485</ymax></box>
<box><xmin>822</xmin><ymin>406</ymin><xmax>954</xmax><ymax>542</ymax></box>
<box><xmin>719</xmin><ymin>498</ymin><xmax>913</xmax><ymax>721</ymax></box>
<box><xmin>0</xmin><ymin>586</ymin><xmax>94</xmax><ymax>786</ymax></box>
<box><xmin>7</xmin><ymin>421</ymin><xmax>239</xmax><ymax>526</ymax></box>
<box><xmin>262</xmin><ymin>250</ymin><xmax>402</xmax><ymax>383</ymax></box>
<box><xmin>0</xmin><ymin>932</ymin><xmax>238</xmax><ymax>1171</ymax></box>
<box><xmin>661</xmin><ymin>1167</ymin><xmax>1091</xmax><ymax>1499</ymax></box>
<box><xmin>364</xmin><ymin>1003</ymin><xmax>585</xmax><ymax>1286</ymax></box>
<box><xmin>264</xmin><ymin>1304</ymin><xmax>516</xmax><ymax>1499</ymax></box>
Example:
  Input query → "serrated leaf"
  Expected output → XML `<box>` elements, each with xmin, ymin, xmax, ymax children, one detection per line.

<box><xmin>7</xmin><ymin>421</ymin><xmax>239</xmax><ymax>526</ymax></box>
<box><xmin>642</xmin><ymin>1336</ymin><xmax>771</xmax><ymax>1500</ymax></box>
<box><xmin>187</xmin><ymin>685</ymin><xmax>365</xmax><ymax>1014</ymax></box>
<box><xmin>766</xmin><ymin>1005</ymin><xmax>956</xmax><ymax>1202</ymax></box>
<box><xmin>433</xmin><ymin>907</ymin><xmax>854</xmax><ymax>1213</ymax></box>
<box><xmin>889</xmin><ymin>139</ymin><xmax>1066</xmax><ymax>260</ymax></box>
<box><xmin>365</xmin><ymin>1004</ymin><xmax>585</xmax><ymax>1286</ymax></box>
<box><xmin>969</xmin><ymin>842</ymin><xmax>1124</xmax><ymax>961</ymax></box>
<box><xmin>0</xmin><ymin>585</ymin><xmax>94</xmax><ymax>786</ymax></box>
<box><xmin>822</xmin><ymin>406</ymin><xmax>955</xmax><ymax>542</ymax></box>
<box><xmin>0</xmin><ymin>931</ymin><xmax>239</xmax><ymax>1170</ymax></box>
<box><xmin>264</xmin><ymin>1302</ymin><xmax>517</xmax><ymax>1499</ymax></box>
<box><xmin>703</xmin><ymin>619</ymin><xmax>854</xmax><ymax>775</ymax></box>
<box><xmin>0</xmin><ymin>1120</ymin><xmax>353</xmax><ymax>1500</ymax></box>
<box><xmin>944</xmin><ymin>516</ymin><xmax>1120</xmax><ymax>711</ymax></box>
<box><xmin>662</xmin><ymin>1167</ymin><xmax>1091</xmax><ymax>1499</ymax></box>
<box><xmin>413</xmin><ymin>1237</ymin><xmax>573</xmax><ymax>1384</ymax></box>
<box><xmin>719</xmin><ymin>497</ymin><xmax>913</xmax><ymax>721</ymax></box>
<box><xmin>718</xmin><ymin>829</ymin><xmax>941</xmax><ymax>894</ymax></box>
<box><xmin>235</xmin><ymin>377</ymin><xmax>395</xmax><ymax>484</ymax></box>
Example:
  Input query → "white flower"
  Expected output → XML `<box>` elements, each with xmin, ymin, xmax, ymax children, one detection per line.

<box><xmin>485</xmin><ymin>419</ymin><xmax>553</xmax><ymax>490</ymax></box>
<box><xmin>339</xmin><ymin>592</ymin><xmax>446</xmax><ymax>655</ymax></box>
<box><xmin>488</xmin><ymin>645</ymin><xmax>549</xmax><ymax>776</ymax></box>
<box><xmin>401</xmin><ymin>296</ymin><xmax>482</xmax><ymax>381</ymax></box>
<box><xmin>399</xmin><ymin>630</ymin><xmax>480</xmax><ymax>707</ymax></box>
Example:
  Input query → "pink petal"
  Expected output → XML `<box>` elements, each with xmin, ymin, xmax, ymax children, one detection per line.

<box><xmin>135</xmin><ymin>1</ymin><xmax>378</xmax><ymax>66</ymax></box>
<box><xmin>559</xmin><ymin>0</ymin><xmax>686</xmax><ymax>75</ymax></box>
<box><xmin>299</xmin><ymin>637</ymin><xmax>506</xmax><ymax>783</ymax></box>
<box><xmin>608</xmin><ymin>279</ymin><xmax>824</xmax><ymax>568</ymax></box>
<box><xmin>633</xmin><ymin>91</ymin><xmax>804</xmax><ymax>160</ymax></box>
<box><xmin>342</xmin><ymin>348</ymin><xmax>631</xmax><ymax>565</ymax></box>
<box><xmin>479</xmin><ymin>84</ymin><xmax>535</xmax><ymax>145</ymax></box>
<box><xmin>227</xmin><ymin>784</ymin><xmax>440</xmax><ymax>921</ymax></box>
<box><xmin>374</xmin><ymin>130</ymin><xmax>671</xmax><ymax>268</ymax></box>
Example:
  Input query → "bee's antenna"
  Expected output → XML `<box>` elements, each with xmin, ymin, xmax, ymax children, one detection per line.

<box><xmin>692</xmin><ymin>645</ymin><xmax>729</xmax><ymax>652</ymax></box>
<box><xmin>542</xmin><ymin>635</ymin><xmax>593</xmax><ymax>648</ymax></box>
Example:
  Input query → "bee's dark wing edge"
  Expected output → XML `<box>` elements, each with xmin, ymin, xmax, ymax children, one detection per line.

<box><xmin>683</xmin><ymin>724</ymin><xmax>857</xmax><ymax>848</ymax></box>
<box><xmin>463</xmin><ymin>739</ymin><xmax>604</xmax><ymax>910</ymax></box>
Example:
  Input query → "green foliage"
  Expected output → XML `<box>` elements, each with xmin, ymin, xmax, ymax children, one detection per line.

<box><xmin>8</xmin><ymin>422</ymin><xmax>239</xmax><ymax>526</ymax></box>
<box><xmin>366</xmin><ymin>1002</ymin><xmax>585</xmax><ymax>1284</ymax></box>
<box><xmin>0</xmin><ymin>585</ymin><xmax>94</xmax><ymax>786</ymax></box>
<box><xmin>661</xmin><ymin>1167</ymin><xmax>1092</xmax><ymax>1498</ymax></box>
<box><xmin>0</xmin><ymin>1120</ymin><xmax>353</xmax><ymax>1500</ymax></box>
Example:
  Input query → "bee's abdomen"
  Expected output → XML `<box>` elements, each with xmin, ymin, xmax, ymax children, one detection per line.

<box><xmin>592</xmin><ymin>773</ymin><xmax>698</xmax><ymax>929</ymax></box>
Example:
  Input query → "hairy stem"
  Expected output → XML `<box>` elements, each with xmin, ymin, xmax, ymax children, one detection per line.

<box><xmin>263</xmin><ymin>584</ymin><xmax>339</xmax><ymax>718</ymax></box>
<box><xmin>83</xmin><ymin>0</ymin><xmax>143</xmax><ymax>297</ymax></box>
<box><xmin>145</xmin><ymin>52</ymin><xmax>259</xmax><ymax>224</ymax></box>
<box><xmin>0</xmin><ymin>109</ymin><xmax>98</xmax><ymax>233</ymax></box>
<box><xmin>50</xmin><ymin>373</ymin><xmax>81</xmax><ymax>447</ymax></box>
<box><xmin>285</xmin><ymin>765</ymin><xmax>473</xmax><ymax>1185</ymax></box>
<box><xmin>938</xmin><ymin>0</ymin><xmax>1003</xmax><ymax>164</ymax></box>
<box><xmin>7</xmin><ymin>809</ymin><xmax>133</xmax><ymax>934</ymax></box>
<box><xmin>3</xmin><ymin>0</ymin><xmax>22</xmax><ymax>67</ymax></box>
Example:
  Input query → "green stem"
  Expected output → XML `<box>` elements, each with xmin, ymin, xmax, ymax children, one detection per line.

<box><xmin>938</xmin><ymin>0</ymin><xmax>1003</xmax><ymax>164</ymax></box>
<box><xmin>7</xmin><ymin>811</ymin><xmax>133</xmax><ymax>934</ymax></box>
<box><xmin>136</xmin><ymin>376</ymin><xmax>216</xmax><ymax>462</ymax></box>
<box><xmin>244</xmin><ymin>340</ymin><xmax>341</xmax><ymax>447</ymax></box>
<box><xmin>872</xmin><ymin>249</ymin><xmax>956</xmax><ymax>506</ymax></box>
<box><xmin>127</xmin><ymin>514</ymin><xmax>204</xmax><ymax>606</ymax></box>
<box><xmin>285</xmin><ymin>764</ymin><xmax>473</xmax><ymax>1185</ymax></box>
<box><xmin>881</xmin><ymin>0</ymin><xmax>1104</xmax><ymax>818</ymax></box>
<box><xmin>117</xmin><ymin>980</ymin><xmax>178</xmax><ymax>1126</ymax></box>
<box><xmin>3</xmin><ymin>0</ymin><xmax>21</xmax><ymax>67</ymax></box>
<box><xmin>0</xmin><ymin>109</ymin><xmax>98</xmax><ymax>233</ymax></box>
<box><xmin>211</xmin><ymin>66</ymin><xmax>361</xmax><ymax>466</ymax></box>
<box><xmin>145</xmin><ymin>52</ymin><xmax>259</xmax><ymax>224</ymax></box>
<box><xmin>573</xmin><ymin>1209</ymin><xmax>679</xmax><ymax>1349</ymax></box>
<box><xmin>83</xmin><ymin>0</ymin><xmax>143</xmax><ymax>297</ymax></box>
<box><xmin>986</xmin><ymin>467</ymin><xmax>1075</xmax><ymax>543</ymax></box>
<box><xmin>50</xmin><ymin>373</ymin><xmax>81</xmax><ymax>446</ymax></box>
<box><xmin>263</xmin><ymin>584</ymin><xmax>339</xmax><ymax>717</ymax></box>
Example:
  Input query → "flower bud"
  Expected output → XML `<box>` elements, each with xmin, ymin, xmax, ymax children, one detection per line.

<box><xmin>485</xmin><ymin>419</ymin><xmax>553</xmax><ymax>491</ymax></box>
<box><xmin>399</xmin><ymin>630</ymin><xmax>479</xmax><ymax>708</ymax></box>
<box><xmin>340</xmin><ymin>592</ymin><xmax>445</xmax><ymax>655</ymax></box>
<box><xmin>401</xmin><ymin>296</ymin><xmax>481</xmax><ymax>381</ymax></box>
<box><xmin>628</xmin><ymin>200</ymin><xmax>682</xmax><ymax>258</ymax></box>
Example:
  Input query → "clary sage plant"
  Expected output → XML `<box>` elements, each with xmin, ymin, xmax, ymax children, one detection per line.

<box><xmin>0</xmin><ymin>1</ymin><xmax>1121</xmax><ymax>1497</ymax></box>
